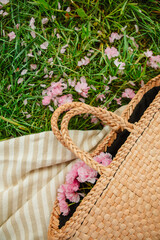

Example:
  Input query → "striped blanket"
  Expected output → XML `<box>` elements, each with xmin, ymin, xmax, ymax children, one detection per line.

<box><xmin>0</xmin><ymin>106</ymin><xmax>125</xmax><ymax>240</ymax></box>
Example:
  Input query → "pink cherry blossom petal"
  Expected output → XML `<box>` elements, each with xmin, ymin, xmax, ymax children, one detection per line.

<box><xmin>66</xmin><ymin>7</ymin><xmax>71</xmax><ymax>12</ymax></box>
<box><xmin>114</xmin><ymin>58</ymin><xmax>125</xmax><ymax>70</ymax></box>
<box><xmin>8</xmin><ymin>31</ymin><xmax>16</xmax><ymax>41</ymax></box>
<box><xmin>29</xmin><ymin>17</ymin><xmax>36</xmax><ymax>30</ymax></box>
<box><xmin>42</xmin><ymin>17</ymin><xmax>48</xmax><ymax>25</ymax></box>
<box><xmin>109</xmin><ymin>32</ymin><xmax>123</xmax><ymax>43</ymax></box>
<box><xmin>21</xmin><ymin>69</ymin><xmax>28</xmax><ymax>75</ymax></box>
<box><xmin>122</xmin><ymin>88</ymin><xmax>135</xmax><ymax>99</ymax></box>
<box><xmin>30</xmin><ymin>64</ymin><xmax>37</xmax><ymax>70</ymax></box>
<box><xmin>23</xmin><ymin>99</ymin><xmax>27</xmax><ymax>105</ymax></box>
<box><xmin>17</xmin><ymin>78</ymin><xmax>23</xmax><ymax>84</ymax></box>
<box><xmin>144</xmin><ymin>49</ymin><xmax>153</xmax><ymax>58</ymax></box>
<box><xmin>104</xmin><ymin>47</ymin><xmax>119</xmax><ymax>60</ymax></box>
<box><xmin>40</xmin><ymin>41</ymin><xmax>49</xmax><ymax>50</ymax></box>
<box><xmin>30</xmin><ymin>31</ymin><xmax>36</xmax><ymax>38</ymax></box>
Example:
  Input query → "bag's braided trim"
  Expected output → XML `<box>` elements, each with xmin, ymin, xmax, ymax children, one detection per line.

<box><xmin>60</xmin><ymin>105</ymin><xmax>134</xmax><ymax>174</ymax></box>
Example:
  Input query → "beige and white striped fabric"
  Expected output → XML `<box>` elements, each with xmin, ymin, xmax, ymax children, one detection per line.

<box><xmin>0</xmin><ymin>106</ymin><xmax>126</xmax><ymax>240</ymax></box>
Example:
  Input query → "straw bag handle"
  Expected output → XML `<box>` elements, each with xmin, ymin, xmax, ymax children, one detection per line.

<box><xmin>51</xmin><ymin>102</ymin><xmax>134</xmax><ymax>175</ymax></box>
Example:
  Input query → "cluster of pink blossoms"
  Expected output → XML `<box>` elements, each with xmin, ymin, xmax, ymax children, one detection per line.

<box><xmin>144</xmin><ymin>50</ymin><xmax>160</xmax><ymax>70</ymax></box>
<box><xmin>42</xmin><ymin>76</ymin><xmax>90</xmax><ymax>109</ymax></box>
<box><xmin>58</xmin><ymin>152</ymin><xmax>112</xmax><ymax>216</ymax></box>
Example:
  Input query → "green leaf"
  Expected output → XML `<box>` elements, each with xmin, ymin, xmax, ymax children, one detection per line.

<box><xmin>76</xmin><ymin>8</ymin><xmax>87</xmax><ymax>19</ymax></box>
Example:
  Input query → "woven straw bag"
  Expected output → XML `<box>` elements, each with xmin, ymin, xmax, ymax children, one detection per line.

<box><xmin>48</xmin><ymin>75</ymin><xmax>160</xmax><ymax>240</ymax></box>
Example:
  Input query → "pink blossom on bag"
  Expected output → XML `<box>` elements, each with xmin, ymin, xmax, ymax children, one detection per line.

<box><xmin>57</xmin><ymin>94</ymin><xmax>73</xmax><ymax>106</ymax></box>
<box><xmin>109</xmin><ymin>32</ymin><xmax>123</xmax><ymax>43</ymax></box>
<box><xmin>77</xmin><ymin>165</ymin><xmax>97</xmax><ymax>184</ymax></box>
<box><xmin>94</xmin><ymin>152</ymin><xmax>112</xmax><ymax>166</ymax></box>
<box><xmin>122</xmin><ymin>88</ymin><xmax>135</xmax><ymax>99</ymax></box>
<box><xmin>65</xmin><ymin>192</ymin><xmax>80</xmax><ymax>203</ymax></box>
<box><xmin>144</xmin><ymin>49</ymin><xmax>153</xmax><ymax>58</ymax></box>
<box><xmin>66</xmin><ymin>161</ymin><xmax>84</xmax><ymax>184</ymax></box>
<box><xmin>8</xmin><ymin>31</ymin><xmax>16</xmax><ymax>41</ymax></box>
<box><xmin>104</xmin><ymin>47</ymin><xmax>119</xmax><ymax>60</ymax></box>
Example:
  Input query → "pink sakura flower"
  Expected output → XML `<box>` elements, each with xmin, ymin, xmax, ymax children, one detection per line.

<box><xmin>48</xmin><ymin>105</ymin><xmax>54</xmax><ymax>112</ymax></box>
<box><xmin>3</xmin><ymin>11</ymin><xmax>8</xmax><ymax>16</ymax></box>
<box><xmin>109</xmin><ymin>32</ymin><xmax>123</xmax><ymax>43</ymax></box>
<box><xmin>104</xmin><ymin>86</ymin><xmax>109</xmax><ymax>91</ymax></box>
<box><xmin>104</xmin><ymin>47</ymin><xmax>119</xmax><ymax>60</ymax></box>
<box><xmin>91</xmin><ymin>85</ymin><xmax>96</xmax><ymax>91</ymax></box>
<box><xmin>144</xmin><ymin>49</ymin><xmax>153</xmax><ymax>58</ymax></box>
<box><xmin>40</xmin><ymin>41</ymin><xmax>49</xmax><ymax>50</ymax></box>
<box><xmin>48</xmin><ymin>57</ymin><xmax>53</xmax><ymax>63</ymax></box>
<box><xmin>0</xmin><ymin>0</ymin><xmax>9</xmax><ymax>4</ymax></box>
<box><xmin>26</xmin><ymin>114</ymin><xmax>31</xmax><ymax>119</ymax></box>
<box><xmin>114</xmin><ymin>97</ymin><xmax>122</xmax><ymax>105</ymax></box>
<box><xmin>147</xmin><ymin>55</ymin><xmax>160</xmax><ymax>69</ymax></box>
<box><xmin>21</xmin><ymin>69</ymin><xmax>28</xmax><ymax>75</ymax></box>
<box><xmin>78</xmin><ymin>56</ymin><xmax>90</xmax><ymax>66</ymax></box>
<box><xmin>29</xmin><ymin>17</ymin><xmax>36</xmax><ymax>30</ymax></box>
<box><xmin>30</xmin><ymin>64</ymin><xmax>37</xmax><ymax>70</ymax></box>
<box><xmin>66</xmin><ymin>7</ymin><xmax>71</xmax><ymax>12</ymax></box>
<box><xmin>42</xmin><ymin>17</ymin><xmax>48</xmax><ymax>25</ymax></box>
<box><xmin>96</xmin><ymin>94</ymin><xmax>105</xmax><ymax>101</ymax></box>
<box><xmin>75</xmin><ymin>82</ymin><xmax>90</xmax><ymax>98</ymax></box>
<box><xmin>77</xmin><ymin>164</ymin><xmax>97</xmax><ymax>184</ymax></box>
<box><xmin>58</xmin><ymin>2</ymin><xmax>61</xmax><ymax>9</ymax></box>
<box><xmin>94</xmin><ymin>152</ymin><xmax>112</xmax><ymax>166</ymax></box>
<box><xmin>79</xmin><ymin>98</ymin><xmax>85</xmax><ymax>103</ymax></box>
<box><xmin>17</xmin><ymin>78</ymin><xmax>23</xmax><ymax>84</ymax></box>
<box><xmin>122</xmin><ymin>88</ymin><xmax>135</xmax><ymax>99</ymax></box>
<box><xmin>57</xmin><ymin>185</ymin><xmax>70</xmax><ymax>216</ymax></box>
<box><xmin>68</xmin><ymin>78</ymin><xmax>76</xmax><ymax>87</ymax></box>
<box><xmin>91</xmin><ymin>116</ymin><xmax>99</xmax><ymax>124</ymax></box>
<box><xmin>114</xmin><ymin>58</ymin><xmax>125</xmax><ymax>70</ymax></box>
<box><xmin>57</xmin><ymin>94</ymin><xmax>73</xmax><ymax>106</ymax></box>
<box><xmin>8</xmin><ymin>31</ymin><xmax>16</xmax><ymax>41</ymax></box>
<box><xmin>23</xmin><ymin>99</ymin><xmax>27</xmax><ymax>105</ymax></box>
<box><xmin>42</xmin><ymin>96</ymin><xmax>51</xmax><ymax>105</ymax></box>
<box><xmin>60</xmin><ymin>44</ymin><xmax>68</xmax><ymax>54</ymax></box>
<box><xmin>30</xmin><ymin>31</ymin><xmax>36</xmax><ymax>38</ymax></box>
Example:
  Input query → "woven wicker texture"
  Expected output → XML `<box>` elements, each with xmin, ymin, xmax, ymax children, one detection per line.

<box><xmin>48</xmin><ymin>75</ymin><xmax>160</xmax><ymax>240</ymax></box>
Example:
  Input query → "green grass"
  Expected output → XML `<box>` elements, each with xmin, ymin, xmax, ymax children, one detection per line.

<box><xmin>0</xmin><ymin>0</ymin><xmax>160</xmax><ymax>140</ymax></box>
